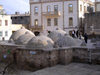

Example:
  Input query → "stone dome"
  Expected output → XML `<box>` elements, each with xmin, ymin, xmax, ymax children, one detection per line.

<box><xmin>48</xmin><ymin>29</ymin><xmax>83</xmax><ymax>48</ymax></box>
<box><xmin>26</xmin><ymin>35</ymin><xmax>54</xmax><ymax>49</ymax></box>
<box><xmin>48</xmin><ymin>29</ymin><xmax>66</xmax><ymax>42</ymax></box>
<box><xmin>53</xmin><ymin>34</ymin><xmax>83</xmax><ymax>48</ymax></box>
<box><xmin>74</xmin><ymin>38</ymin><xmax>83</xmax><ymax>46</ymax></box>
<box><xmin>15</xmin><ymin>32</ymin><xmax>35</xmax><ymax>45</ymax></box>
<box><xmin>9</xmin><ymin>28</ymin><xmax>35</xmax><ymax>43</ymax></box>
<box><xmin>54</xmin><ymin>34</ymin><xmax>77</xmax><ymax>47</ymax></box>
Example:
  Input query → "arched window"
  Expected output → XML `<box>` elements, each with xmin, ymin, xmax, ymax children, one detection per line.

<box><xmin>34</xmin><ymin>19</ymin><xmax>38</xmax><ymax>26</ymax></box>
<box><xmin>69</xmin><ymin>17</ymin><xmax>73</xmax><ymax>26</ymax></box>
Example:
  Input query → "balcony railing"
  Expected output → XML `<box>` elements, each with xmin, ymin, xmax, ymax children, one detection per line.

<box><xmin>31</xmin><ymin>25</ymin><xmax>44</xmax><ymax>31</ymax></box>
<box><xmin>42</xmin><ymin>11</ymin><xmax>61</xmax><ymax>17</ymax></box>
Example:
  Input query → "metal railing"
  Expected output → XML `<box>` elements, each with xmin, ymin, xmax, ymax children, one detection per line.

<box><xmin>31</xmin><ymin>25</ymin><xmax>44</xmax><ymax>30</ymax></box>
<box><xmin>42</xmin><ymin>11</ymin><xmax>61</xmax><ymax>16</ymax></box>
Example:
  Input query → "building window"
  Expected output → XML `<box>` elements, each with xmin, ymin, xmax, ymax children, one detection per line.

<box><xmin>15</xmin><ymin>17</ymin><xmax>17</xmax><ymax>19</ymax></box>
<box><xmin>12</xmin><ymin>31</ymin><xmax>15</xmax><ymax>34</ymax></box>
<box><xmin>5</xmin><ymin>20</ymin><xmax>8</xmax><ymax>26</ymax></box>
<box><xmin>0</xmin><ymin>20</ymin><xmax>2</xmax><ymax>26</ymax></box>
<box><xmin>0</xmin><ymin>31</ymin><xmax>2</xmax><ymax>36</ymax></box>
<box><xmin>54</xmin><ymin>18</ymin><xmax>58</xmax><ymax>26</ymax></box>
<box><xmin>69</xmin><ymin>17</ymin><xmax>73</xmax><ymax>26</ymax></box>
<box><xmin>5</xmin><ymin>31</ymin><xmax>8</xmax><ymax>36</ymax></box>
<box><xmin>20</xmin><ymin>17</ymin><xmax>23</xmax><ymax>19</ymax></box>
<box><xmin>69</xmin><ymin>4</ymin><xmax>73</xmax><ymax>13</ymax></box>
<box><xmin>47</xmin><ymin>5</ymin><xmax>51</xmax><ymax>12</ymax></box>
<box><xmin>47</xmin><ymin>18</ymin><xmax>51</xmax><ymax>26</ymax></box>
<box><xmin>54</xmin><ymin>5</ymin><xmax>58</xmax><ymax>13</ymax></box>
<box><xmin>34</xmin><ymin>19</ymin><xmax>38</xmax><ymax>26</ymax></box>
<box><xmin>34</xmin><ymin>7</ymin><xmax>38</xmax><ymax>14</ymax></box>
<box><xmin>80</xmin><ymin>5</ymin><xmax>82</xmax><ymax>11</ymax></box>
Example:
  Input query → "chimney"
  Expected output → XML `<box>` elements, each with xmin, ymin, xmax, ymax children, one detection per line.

<box><xmin>15</xmin><ymin>12</ymin><xmax>20</xmax><ymax>15</ymax></box>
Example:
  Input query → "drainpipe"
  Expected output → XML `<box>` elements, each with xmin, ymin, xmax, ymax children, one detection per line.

<box><xmin>63</xmin><ymin>0</ymin><xmax>64</xmax><ymax>30</ymax></box>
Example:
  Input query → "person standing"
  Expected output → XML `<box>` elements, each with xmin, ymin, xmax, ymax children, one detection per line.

<box><xmin>76</xmin><ymin>30</ymin><xmax>79</xmax><ymax>38</ymax></box>
<box><xmin>84</xmin><ymin>33</ymin><xmax>88</xmax><ymax>43</ymax></box>
<box><xmin>72</xmin><ymin>30</ymin><xmax>75</xmax><ymax>38</ymax></box>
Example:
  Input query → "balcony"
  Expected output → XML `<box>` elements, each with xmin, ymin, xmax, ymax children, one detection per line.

<box><xmin>42</xmin><ymin>11</ymin><xmax>61</xmax><ymax>18</ymax></box>
<box><xmin>31</xmin><ymin>25</ymin><xmax>44</xmax><ymax>31</ymax></box>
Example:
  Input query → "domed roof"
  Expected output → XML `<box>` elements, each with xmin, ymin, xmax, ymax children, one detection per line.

<box><xmin>54</xmin><ymin>34</ymin><xmax>83</xmax><ymax>48</ymax></box>
<box><xmin>74</xmin><ymin>38</ymin><xmax>83</xmax><ymax>46</ymax></box>
<box><xmin>54</xmin><ymin>34</ymin><xmax>76</xmax><ymax>47</ymax></box>
<box><xmin>15</xmin><ymin>32</ymin><xmax>35</xmax><ymax>45</ymax></box>
<box><xmin>9</xmin><ymin>28</ymin><xmax>35</xmax><ymax>43</ymax></box>
<box><xmin>26</xmin><ymin>35</ymin><xmax>54</xmax><ymax>49</ymax></box>
<box><xmin>48</xmin><ymin>29</ymin><xmax>66</xmax><ymax>42</ymax></box>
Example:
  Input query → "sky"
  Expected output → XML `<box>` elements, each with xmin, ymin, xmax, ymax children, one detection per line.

<box><xmin>0</xmin><ymin>0</ymin><xmax>94</xmax><ymax>14</ymax></box>
<box><xmin>0</xmin><ymin>0</ymin><xmax>29</xmax><ymax>14</ymax></box>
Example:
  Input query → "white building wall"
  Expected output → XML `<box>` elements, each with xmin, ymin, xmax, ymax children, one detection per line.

<box><xmin>78</xmin><ymin>0</ymin><xmax>90</xmax><ymax>18</ymax></box>
<box><xmin>0</xmin><ymin>15</ymin><xmax>12</xmax><ymax>40</ymax></box>
<box><xmin>0</xmin><ymin>15</ymin><xmax>23</xmax><ymax>41</ymax></box>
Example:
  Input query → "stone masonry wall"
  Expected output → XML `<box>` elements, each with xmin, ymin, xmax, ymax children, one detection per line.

<box><xmin>16</xmin><ymin>48</ymin><xmax>73</xmax><ymax>70</ymax></box>
<box><xmin>0</xmin><ymin>44</ymin><xmax>100</xmax><ymax>71</ymax></box>
<box><xmin>16</xmin><ymin>49</ymin><xmax>59</xmax><ymax>70</ymax></box>
<box><xmin>0</xmin><ymin>45</ymin><xmax>73</xmax><ymax>70</ymax></box>
<box><xmin>59</xmin><ymin>48</ymin><xmax>73</xmax><ymax>65</ymax></box>
<box><xmin>0</xmin><ymin>45</ymin><xmax>18</xmax><ymax>63</ymax></box>
<box><xmin>73</xmin><ymin>47</ymin><xmax>100</xmax><ymax>64</ymax></box>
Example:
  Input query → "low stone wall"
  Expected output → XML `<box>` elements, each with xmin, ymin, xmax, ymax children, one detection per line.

<box><xmin>59</xmin><ymin>48</ymin><xmax>73</xmax><ymax>65</ymax></box>
<box><xmin>16</xmin><ymin>48</ymin><xmax>73</xmax><ymax>70</ymax></box>
<box><xmin>0</xmin><ymin>44</ymin><xmax>18</xmax><ymax>63</ymax></box>
<box><xmin>0</xmin><ymin>45</ymin><xmax>73</xmax><ymax>70</ymax></box>
<box><xmin>16</xmin><ymin>48</ymin><xmax>59</xmax><ymax>70</ymax></box>
<box><xmin>0</xmin><ymin>44</ymin><xmax>100</xmax><ymax>70</ymax></box>
<box><xmin>73</xmin><ymin>47</ymin><xmax>100</xmax><ymax>64</ymax></box>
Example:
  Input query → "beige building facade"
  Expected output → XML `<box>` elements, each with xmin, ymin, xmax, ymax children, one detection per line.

<box><xmin>30</xmin><ymin>0</ymin><xmax>93</xmax><ymax>34</ymax></box>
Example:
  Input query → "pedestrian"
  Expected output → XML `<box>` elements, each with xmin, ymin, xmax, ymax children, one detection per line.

<box><xmin>72</xmin><ymin>30</ymin><xmax>75</xmax><ymax>38</ymax></box>
<box><xmin>84</xmin><ymin>33</ymin><xmax>88</xmax><ymax>43</ymax></box>
<box><xmin>76</xmin><ymin>30</ymin><xmax>79</xmax><ymax>38</ymax></box>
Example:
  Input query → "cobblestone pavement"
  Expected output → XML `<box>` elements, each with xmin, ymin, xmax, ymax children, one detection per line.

<box><xmin>1</xmin><ymin>63</ymin><xmax>100</xmax><ymax>75</ymax></box>
<box><xmin>30</xmin><ymin>63</ymin><xmax>100</xmax><ymax>75</ymax></box>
